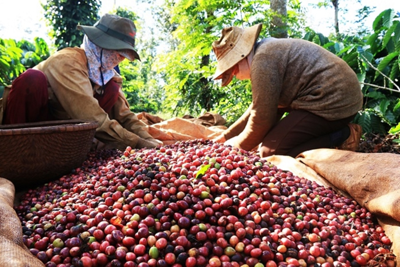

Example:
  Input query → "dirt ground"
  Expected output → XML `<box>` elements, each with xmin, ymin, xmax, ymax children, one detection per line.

<box><xmin>357</xmin><ymin>133</ymin><xmax>400</xmax><ymax>154</ymax></box>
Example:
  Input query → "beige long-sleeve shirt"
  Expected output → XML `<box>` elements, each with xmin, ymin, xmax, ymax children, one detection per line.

<box><xmin>33</xmin><ymin>47</ymin><xmax>155</xmax><ymax>150</ymax></box>
<box><xmin>223</xmin><ymin>38</ymin><xmax>363</xmax><ymax>151</ymax></box>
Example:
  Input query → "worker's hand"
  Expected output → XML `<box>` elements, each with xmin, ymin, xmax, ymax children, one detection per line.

<box><xmin>212</xmin><ymin>134</ymin><xmax>226</xmax><ymax>144</ymax></box>
<box><xmin>137</xmin><ymin>137</ymin><xmax>163</xmax><ymax>148</ymax></box>
<box><xmin>224</xmin><ymin>136</ymin><xmax>240</xmax><ymax>148</ymax></box>
<box><xmin>151</xmin><ymin>138</ymin><xmax>164</xmax><ymax>146</ymax></box>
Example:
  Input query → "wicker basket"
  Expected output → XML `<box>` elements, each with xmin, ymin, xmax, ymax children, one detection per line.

<box><xmin>0</xmin><ymin>120</ymin><xmax>98</xmax><ymax>189</ymax></box>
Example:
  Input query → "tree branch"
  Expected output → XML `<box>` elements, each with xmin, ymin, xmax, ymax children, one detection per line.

<box><xmin>360</xmin><ymin>82</ymin><xmax>400</xmax><ymax>93</ymax></box>
<box><xmin>360</xmin><ymin>54</ymin><xmax>400</xmax><ymax>93</ymax></box>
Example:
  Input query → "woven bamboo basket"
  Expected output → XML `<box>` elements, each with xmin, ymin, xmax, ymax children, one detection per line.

<box><xmin>0</xmin><ymin>120</ymin><xmax>98</xmax><ymax>189</ymax></box>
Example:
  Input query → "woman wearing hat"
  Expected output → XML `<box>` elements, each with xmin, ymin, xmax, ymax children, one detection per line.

<box><xmin>212</xmin><ymin>24</ymin><xmax>363</xmax><ymax>157</ymax></box>
<box><xmin>1</xmin><ymin>14</ymin><xmax>162</xmax><ymax>150</ymax></box>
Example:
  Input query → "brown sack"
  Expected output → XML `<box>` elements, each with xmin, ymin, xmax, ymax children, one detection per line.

<box><xmin>296</xmin><ymin>149</ymin><xmax>400</xmax><ymax>265</ymax></box>
<box><xmin>146</xmin><ymin>117</ymin><xmax>226</xmax><ymax>145</ymax></box>
<box><xmin>137</xmin><ymin>112</ymin><xmax>227</xmax><ymax>146</ymax></box>
<box><xmin>137</xmin><ymin>112</ymin><xmax>165</xmax><ymax>125</ymax></box>
<box><xmin>183</xmin><ymin>112</ymin><xmax>227</xmax><ymax>127</ymax></box>
<box><xmin>264</xmin><ymin>155</ymin><xmax>351</xmax><ymax>199</ymax></box>
<box><xmin>0</xmin><ymin>178</ymin><xmax>45</xmax><ymax>267</ymax></box>
<box><xmin>296</xmin><ymin>149</ymin><xmax>400</xmax><ymax>221</ymax></box>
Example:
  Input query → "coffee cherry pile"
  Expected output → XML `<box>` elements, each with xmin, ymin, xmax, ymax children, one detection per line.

<box><xmin>14</xmin><ymin>139</ymin><xmax>393</xmax><ymax>267</ymax></box>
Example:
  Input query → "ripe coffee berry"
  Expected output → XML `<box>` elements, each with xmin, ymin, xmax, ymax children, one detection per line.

<box><xmin>15</xmin><ymin>140</ymin><xmax>392</xmax><ymax>266</ymax></box>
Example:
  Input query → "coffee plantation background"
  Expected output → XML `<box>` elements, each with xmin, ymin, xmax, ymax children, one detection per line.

<box><xmin>0</xmin><ymin>0</ymin><xmax>399</xmax><ymax>140</ymax></box>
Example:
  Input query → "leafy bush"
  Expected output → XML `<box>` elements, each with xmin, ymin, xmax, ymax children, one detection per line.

<box><xmin>361</xmin><ymin>9</ymin><xmax>400</xmax><ymax>136</ymax></box>
<box><xmin>0</xmin><ymin>37</ymin><xmax>50</xmax><ymax>96</ymax></box>
<box><xmin>1</xmin><ymin>8</ymin><xmax>399</xmax><ymax>140</ymax></box>
<box><xmin>0</xmin><ymin>39</ymin><xmax>24</xmax><ymax>89</ymax></box>
<box><xmin>119</xmin><ymin>57</ymin><xmax>162</xmax><ymax>115</ymax></box>
<box><xmin>42</xmin><ymin>0</ymin><xmax>100</xmax><ymax>49</ymax></box>
<box><xmin>303</xmin><ymin>9</ymin><xmax>400</xmax><ymax>137</ymax></box>
<box><xmin>17</xmin><ymin>38</ymin><xmax>50</xmax><ymax>69</ymax></box>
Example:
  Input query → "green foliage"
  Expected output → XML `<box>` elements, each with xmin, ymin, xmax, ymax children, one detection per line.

<box><xmin>42</xmin><ymin>0</ymin><xmax>101</xmax><ymax>49</ymax></box>
<box><xmin>0</xmin><ymin>39</ymin><xmax>24</xmax><ymax>88</ymax></box>
<box><xmin>115</xmin><ymin>8</ymin><xmax>140</xmax><ymax>22</ymax></box>
<box><xmin>304</xmin><ymin>9</ymin><xmax>400</xmax><ymax>136</ymax></box>
<box><xmin>354</xmin><ymin>109</ymin><xmax>388</xmax><ymax>135</ymax></box>
<box><xmin>150</xmin><ymin>0</ymin><xmax>305</xmax><ymax>121</ymax></box>
<box><xmin>119</xmin><ymin>57</ymin><xmax>162</xmax><ymax>114</ymax></box>
<box><xmin>359</xmin><ymin>9</ymin><xmax>400</xmax><ymax>135</ymax></box>
<box><xmin>0</xmin><ymin>38</ymin><xmax>50</xmax><ymax>95</ymax></box>
<box><xmin>113</xmin><ymin>8</ymin><xmax>164</xmax><ymax>115</ymax></box>
<box><xmin>17</xmin><ymin>38</ymin><xmax>51</xmax><ymax>68</ymax></box>
<box><xmin>211</xmin><ymin>79</ymin><xmax>252</xmax><ymax>126</ymax></box>
<box><xmin>3</xmin><ymin>2</ymin><xmax>400</xmax><ymax>140</ymax></box>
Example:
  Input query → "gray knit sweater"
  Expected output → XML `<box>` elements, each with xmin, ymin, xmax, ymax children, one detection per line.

<box><xmin>223</xmin><ymin>37</ymin><xmax>363</xmax><ymax>151</ymax></box>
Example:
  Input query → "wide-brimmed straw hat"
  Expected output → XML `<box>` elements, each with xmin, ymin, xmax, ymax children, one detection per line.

<box><xmin>77</xmin><ymin>14</ymin><xmax>140</xmax><ymax>61</ymax></box>
<box><xmin>212</xmin><ymin>24</ymin><xmax>262</xmax><ymax>86</ymax></box>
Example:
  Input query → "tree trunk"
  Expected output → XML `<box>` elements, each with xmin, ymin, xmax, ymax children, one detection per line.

<box><xmin>331</xmin><ymin>0</ymin><xmax>340</xmax><ymax>35</ymax></box>
<box><xmin>270</xmin><ymin>0</ymin><xmax>288</xmax><ymax>38</ymax></box>
<box><xmin>201</xmin><ymin>11</ymin><xmax>213</xmax><ymax>111</ymax></box>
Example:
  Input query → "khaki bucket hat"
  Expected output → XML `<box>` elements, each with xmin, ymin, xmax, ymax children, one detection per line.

<box><xmin>212</xmin><ymin>24</ymin><xmax>262</xmax><ymax>85</ymax></box>
<box><xmin>77</xmin><ymin>14</ymin><xmax>140</xmax><ymax>61</ymax></box>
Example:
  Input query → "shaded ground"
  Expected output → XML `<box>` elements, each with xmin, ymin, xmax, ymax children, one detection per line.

<box><xmin>357</xmin><ymin>133</ymin><xmax>400</xmax><ymax>154</ymax></box>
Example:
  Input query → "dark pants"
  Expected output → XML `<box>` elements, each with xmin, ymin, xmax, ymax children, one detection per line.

<box><xmin>3</xmin><ymin>69</ymin><xmax>120</xmax><ymax>124</ymax></box>
<box><xmin>259</xmin><ymin>109</ymin><xmax>354</xmax><ymax>158</ymax></box>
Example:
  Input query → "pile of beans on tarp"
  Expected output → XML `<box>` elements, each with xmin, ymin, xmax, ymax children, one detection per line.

<box><xmin>14</xmin><ymin>139</ymin><xmax>393</xmax><ymax>267</ymax></box>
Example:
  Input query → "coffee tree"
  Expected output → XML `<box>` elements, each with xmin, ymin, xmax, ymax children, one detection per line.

<box><xmin>304</xmin><ymin>9</ymin><xmax>400</xmax><ymax>136</ymax></box>
<box><xmin>42</xmin><ymin>0</ymin><xmax>101</xmax><ymax>49</ymax></box>
<box><xmin>0</xmin><ymin>37</ymin><xmax>49</xmax><ymax>95</ymax></box>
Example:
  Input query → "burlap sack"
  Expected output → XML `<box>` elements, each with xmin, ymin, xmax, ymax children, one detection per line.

<box><xmin>0</xmin><ymin>178</ymin><xmax>45</xmax><ymax>267</ymax></box>
<box><xmin>264</xmin><ymin>155</ymin><xmax>351</xmax><ymax>199</ymax></box>
<box><xmin>136</xmin><ymin>112</ymin><xmax>164</xmax><ymax>125</ymax></box>
<box><xmin>146</xmin><ymin>117</ymin><xmax>226</xmax><ymax>145</ymax></box>
<box><xmin>182</xmin><ymin>112</ymin><xmax>227</xmax><ymax>127</ymax></box>
<box><xmin>295</xmin><ymin>149</ymin><xmax>400</xmax><ymax>266</ymax></box>
<box><xmin>138</xmin><ymin>112</ymin><xmax>227</xmax><ymax>128</ymax></box>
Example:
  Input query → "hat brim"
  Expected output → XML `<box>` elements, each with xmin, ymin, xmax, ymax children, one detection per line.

<box><xmin>213</xmin><ymin>24</ymin><xmax>262</xmax><ymax>81</ymax></box>
<box><xmin>77</xmin><ymin>25</ymin><xmax>140</xmax><ymax>61</ymax></box>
